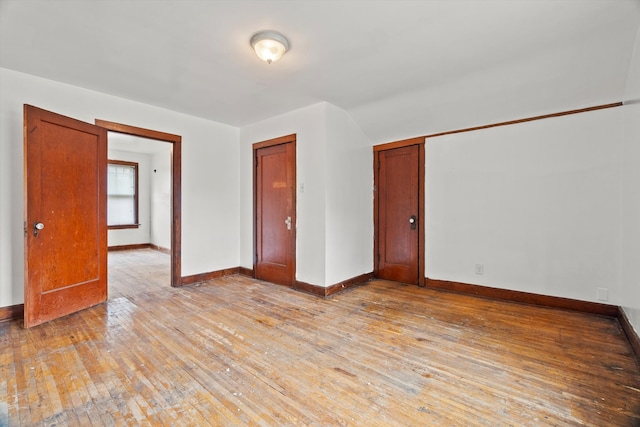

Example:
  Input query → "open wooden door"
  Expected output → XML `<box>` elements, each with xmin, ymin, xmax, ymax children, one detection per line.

<box><xmin>374</xmin><ymin>139</ymin><xmax>425</xmax><ymax>286</ymax></box>
<box><xmin>254</xmin><ymin>135</ymin><xmax>296</xmax><ymax>287</ymax></box>
<box><xmin>24</xmin><ymin>105</ymin><xmax>108</xmax><ymax>328</ymax></box>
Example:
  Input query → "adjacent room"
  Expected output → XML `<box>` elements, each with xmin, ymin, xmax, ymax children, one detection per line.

<box><xmin>1</xmin><ymin>0</ymin><xmax>639</xmax><ymax>425</ymax></box>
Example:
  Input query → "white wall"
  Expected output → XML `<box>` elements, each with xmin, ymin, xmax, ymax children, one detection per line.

<box><xmin>107</xmin><ymin>149</ymin><xmax>152</xmax><ymax>247</ymax></box>
<box><xmin>324</xmin><ymin>103</ymin><xmax>373</xmax><ymax>285</ymax></box>
<box><xmin>621</xmin><ymin>27</ymin><xmax>640</xmax><ymax>334</ymax></box>
<box><xmin>425</xmin><ymin>107</ymin><xmax>623</xmax><ymax>304</ymax></box>
<box><xmin>0</xmin><ymin>67</ymin><xmax>239</xmax><ymax>308</ymax></box>
<box><xmin>150</xmin><ymin>148</ymin><xmax>172</xmax><ymax>250</ymax></box>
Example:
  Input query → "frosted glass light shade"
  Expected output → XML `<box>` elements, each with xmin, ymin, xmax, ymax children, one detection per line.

<box><xmin>251</xmin><ymin>31</ymin><xmax>289</xmax><ymax>64</ymax></box>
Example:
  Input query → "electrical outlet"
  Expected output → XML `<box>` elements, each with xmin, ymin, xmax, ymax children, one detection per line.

<box><xmin>475</xmin><ymin>264</ymin><xmax>484</xmax><ymax>275</ymax></box>
<box><xmin>597</xmin><ymin>288</ymin><xmax>608</xmax><ymax>302</ymax></box>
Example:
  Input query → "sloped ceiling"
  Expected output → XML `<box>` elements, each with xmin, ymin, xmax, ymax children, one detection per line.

<box><xmin>1</xmin><ymin>0</ymin><xmax>639</xmax><ymax>142</ymax></box>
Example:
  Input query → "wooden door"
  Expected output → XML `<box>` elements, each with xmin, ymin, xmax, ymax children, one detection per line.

<box><xmin>375</xmin><ymin>142</ymin><xmax>424</xmax><ymax>285</ymax></box>
<box><xmin>24</xmin><ymin>105</ymin><xmax>108</xmax><ymax>328</ymax></box>
<box><xmin>254</xmin><ymin>135</ymin><xmax>296</xmax><ymax>287</ymax></box>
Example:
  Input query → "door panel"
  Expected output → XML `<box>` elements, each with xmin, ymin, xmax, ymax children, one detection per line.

<box><xmin>376</xmin><ymin>144</ymin><xmax>421</xmax><ymax>285</ymax></box>
<box><xmin>254</xmin><ymin>139</ymin><xmax>296</xmax><ymax>287</ymax></box>
<box><xmin>24</xmin><ymin>105</ymin><xmax>107</xmax><ymax>328</ymax></box>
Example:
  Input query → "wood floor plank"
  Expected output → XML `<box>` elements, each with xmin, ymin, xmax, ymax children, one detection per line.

<box><xmin>2</xmin><ymin>248</ymin><xmax>639</xmax><ymax>426</ymax></box>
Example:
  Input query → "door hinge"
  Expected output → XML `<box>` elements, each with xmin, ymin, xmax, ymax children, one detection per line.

<box><xmin>24</xmin><ymin>221</ymin><xmax>27</xmax><ymax>237</ymax></box>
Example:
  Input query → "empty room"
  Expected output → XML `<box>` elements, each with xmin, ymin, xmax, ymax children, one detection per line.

<box><xmin>1</xmin><ymin>0</ymin><xmax>640</xmax><ymax>425</ymax></box>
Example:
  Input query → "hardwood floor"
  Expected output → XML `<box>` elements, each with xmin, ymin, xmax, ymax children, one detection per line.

<box><xmin>108</xmin><ymin>248</ymin><xmax>171</xmax><ymax>300</ymax></box>
<box><xmin>2</xmin><ymin>249</ymin><xmax>639</xmax><ymax>426</ymax></box>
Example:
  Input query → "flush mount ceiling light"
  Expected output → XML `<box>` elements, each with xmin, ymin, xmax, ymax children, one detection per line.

<box><xmin>250</xmin><ymin>30</ymin><xmax>290</xmax><ymax>64</ymax></box>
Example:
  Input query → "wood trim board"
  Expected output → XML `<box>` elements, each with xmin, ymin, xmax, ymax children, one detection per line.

<box><xmin>239</xmin><ymin>267</ymin><xmax>254</xmax><ymax>277</ymax></box>
<box><xmin>181</xmin><ymin>267</ymin><xmax>241</xmax><ymax>286</ymax></box>
<box><xmin>0</xmin><ymin>304</ymin><xmax>24</xmax><ymax>322</ymax></box>
<box><xmin>618</xmin><ymin>308</ymin><xmax>640</xmax><ymax>366</ymax></box>
<box><xmin>295</xmin><ymin>273</ymin><xmax>374</xmax><ymax>298</ymax></box>
<box><xmin>424</xmin><ymin>278</ymin><xmax>619</xmax><ymax>317</ymax></box>
<box><xmin>150</xmin><ymin>244</ymin><xmax>171</xmax><ymax>255</ymax></box>
<box><xmin>108</xmin><ymin>243</ymin><xmax>152</xmax><ymax>251</ymax></box>
<box><xmin>373</xmin><ymin>136</ymin><xmax>425</xmax><ymax>152</ymax></box>
<box><xmin>423</xmin><ymin>102</ymin><xmax>622</xmax><ymax>139</ymax></box>
<box><xmin>108</xmin><ymin>244</ymin><xmax>170</xmax><ymax>254</ymax></box>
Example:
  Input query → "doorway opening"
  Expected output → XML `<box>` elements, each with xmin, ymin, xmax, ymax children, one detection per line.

<box><xmin>96</xmin><ymin>120</ymin><xmax>182</xmax><ymax>288</ymax></box>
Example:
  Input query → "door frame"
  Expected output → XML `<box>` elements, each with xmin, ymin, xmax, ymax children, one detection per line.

<box><xmin>95</xmin><ymin>119</ymin><xmax>183</xmax><ymax>287</ymax></box>
<box><xmin>373</xmin><ymin>137</ymin><xmax>425</xmax><ymax>286</ymax></box>
<box><xmin>252</xmin><ymin>134</ymin><xmax>296</xmax><ymax>286</ymax></box>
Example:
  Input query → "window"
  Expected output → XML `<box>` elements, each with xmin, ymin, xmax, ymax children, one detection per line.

<box><xmin>107</xmin><ymin>160</ymin><xmax>139</xmax><ymax>228</ymax></box>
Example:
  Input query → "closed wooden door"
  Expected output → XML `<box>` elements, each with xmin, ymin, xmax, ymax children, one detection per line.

<box><xmin>254</xmin><ymin>135</ymin><xmax>296</xmax><ymax>286</ymax></box>
<box><xmin>24</xmin><ymin>105</ymin><xmax>108</xmax><ymax>328</ymax></box>
<box><xmin>375</xmin><ymin>143</ymin><xmax>424</xmax><ymax>285</ymax></box>
<box><xmin>254</xmin><ymin>136</ymin><xmax>296</xmax><ymax>287</ymax></box>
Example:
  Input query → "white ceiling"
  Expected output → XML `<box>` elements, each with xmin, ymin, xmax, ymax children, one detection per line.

<box><xmin>1</xmin><ymin>0</ymin><xmax>639</xmax><ymax>142</ymax></box>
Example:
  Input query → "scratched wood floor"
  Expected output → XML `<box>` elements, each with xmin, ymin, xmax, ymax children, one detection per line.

<box><xmin>1</xmin><ymin>249</ymin><xmax>639</xmax><ymax>426</ymax></box>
